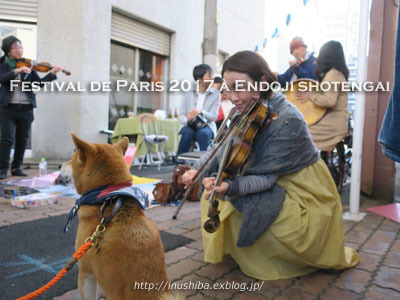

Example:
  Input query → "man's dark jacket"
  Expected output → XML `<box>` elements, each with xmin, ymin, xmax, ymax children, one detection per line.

<box><xmin>277</xmin><ymin>53</ymin><xmax>317</xmax><ymax>86</ymax></box>
<box><xmin>0</xmin><ymin>62</ymin><xmax>57</xmax><ymax>108</ymax></box>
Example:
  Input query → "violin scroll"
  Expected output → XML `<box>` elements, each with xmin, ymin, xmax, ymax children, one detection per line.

<box><xmin>204</xmin><ymin>217</ymin><xmax>220</xmax><ymax>233</ymax></box>
<box><xmin>204</xmin><ymin>204</ymin><xmax>220</xmax><ymax>233</ymax></box>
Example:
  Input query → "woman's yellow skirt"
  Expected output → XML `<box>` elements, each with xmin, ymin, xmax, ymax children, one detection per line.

<box><xmin>200</xmin><ymin>158</ymin><xmax>359</xmax><ymax>280</ymax></box>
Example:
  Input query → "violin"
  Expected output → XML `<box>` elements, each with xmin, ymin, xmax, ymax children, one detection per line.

<box><xmin>16</xmin><ymin>58</ymin><xmax>71</xmax><ymax>76</ymax></box>
<box><xmin>176</xmin><ymin>98</ymin><xmax>278</xmax><ymax>232</ymax></box>
<box><xmin>203</xmin><ymin>99</ymin><xmax>278</xmax><ymax>233</ymax></box>
<box><xmin>172</xmin><ymin>107</ymin><xmax>237</xmax><ymax>220</ymax></box>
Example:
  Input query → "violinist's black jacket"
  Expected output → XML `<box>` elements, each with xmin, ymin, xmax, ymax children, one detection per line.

<box><xmin>0</xmin><ymin>62</ymin><xmax>57</xmax><ymax>108</ymax></box>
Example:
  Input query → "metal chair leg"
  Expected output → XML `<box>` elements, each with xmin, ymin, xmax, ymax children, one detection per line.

<box><xmin>157</xmin><ymin>152</ymin><xmax>162</xmax><ymax>171</ymax></box>
<box><xmin>155</xmin><ymin>143</ymin><xmax>161</xmax><ymax>170</ymax></box>
<box><xmin>138</xmin><ymin>154</ymin><xmax>145</xmax><ymax>170</ymax></box>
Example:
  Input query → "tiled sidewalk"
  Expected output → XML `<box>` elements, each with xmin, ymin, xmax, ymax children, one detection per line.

<box><xmin>1</xmin><ymin>168</ymin><xmax>399</xmax><ymax>299</ymax></box>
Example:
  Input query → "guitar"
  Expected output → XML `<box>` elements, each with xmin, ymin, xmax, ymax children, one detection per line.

<box><xmin>284</xmin><ymin>78</ymin><xmax>327</xmax><ymax>125</ymax></box>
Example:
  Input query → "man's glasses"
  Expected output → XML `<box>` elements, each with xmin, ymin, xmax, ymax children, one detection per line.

<box><xmin>11</xmin><ymin>46</ymin><xmax>24</xmax><ymax>50</ymax></box>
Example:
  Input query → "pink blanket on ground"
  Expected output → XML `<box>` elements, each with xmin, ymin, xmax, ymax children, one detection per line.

<box><xmin>366</xmin><ymin>203</ymin><xmax>400</xmax><ymax>223</ymax></box>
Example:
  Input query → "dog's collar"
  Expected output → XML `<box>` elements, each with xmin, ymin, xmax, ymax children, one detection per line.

<box><xmin>64</xmin><ymin>181</ymin><xmax>149</xmax><ymax>233</ymax></box>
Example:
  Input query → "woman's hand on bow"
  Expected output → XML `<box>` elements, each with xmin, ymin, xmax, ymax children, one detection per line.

<box><xmin>202</xmin><ymin>177</ymin><xmax>229</xmax><ymax>200</ymax></box>
<box><xmin>182</xmin><ymin>169</ymin><xmax>198</xmax><ymax>186</ymax></box>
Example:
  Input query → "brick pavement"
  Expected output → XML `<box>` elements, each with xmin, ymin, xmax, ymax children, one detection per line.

<box><xmin>1</xmin><ymin>167</ymin><xmax>399</xmax><ymax>300</ymax></box>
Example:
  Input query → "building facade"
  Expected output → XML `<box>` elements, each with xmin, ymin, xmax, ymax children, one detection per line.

<box><xmin>0</xmin><ymin>0</ymin><xmax>265</xmax><ymax>159</ymax></box>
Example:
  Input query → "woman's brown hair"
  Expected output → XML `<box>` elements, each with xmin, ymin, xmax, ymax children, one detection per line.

<box><xmin>222</xmin><ymin>50</ymin><xmax>276</xmax><ymax>100</ymax></box>
<box><xmin>315</xmin><ymin>40</ymin><xmax>349</xmax><ymax>82</ymax></box>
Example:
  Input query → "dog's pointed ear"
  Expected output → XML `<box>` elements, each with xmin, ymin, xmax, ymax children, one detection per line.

<box><xmin>71</xmin><ymin>132</ymin><xmax>94</xmax><ymax>163</ymax></box>
<box><xmin>114</xmin><ymin>137</ymin><xmax>129</xmax><ymax>156</ymax></box>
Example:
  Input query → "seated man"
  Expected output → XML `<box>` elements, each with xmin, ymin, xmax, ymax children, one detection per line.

<box><xmin>177</xmin><ymin>64</ymin><xmax>221</xmax><ymax>156</ymax></box>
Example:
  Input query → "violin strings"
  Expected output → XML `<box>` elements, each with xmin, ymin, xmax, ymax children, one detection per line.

<box><xmin>194</xmin><ymin>96</ymin><xmax>262</xmax><ymax>181</ymax></box>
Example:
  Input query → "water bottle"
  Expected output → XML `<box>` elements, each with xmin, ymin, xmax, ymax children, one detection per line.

<box><xmin>39</xmin><ymin>157</ymin><xmax>47</xmax><ymax>177</ymax></box>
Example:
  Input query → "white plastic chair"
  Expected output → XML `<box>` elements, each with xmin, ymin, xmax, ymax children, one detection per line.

<box><xmin>137</xmin><ymin>113</ymin><xmax>169</xmax><ymax>170</ymax></box>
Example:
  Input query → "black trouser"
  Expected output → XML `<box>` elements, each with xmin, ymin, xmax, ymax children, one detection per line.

<box><xmin>0</xmin><ymin>104</ymin><xmax>34</xmax><ymax>170</ymax></box>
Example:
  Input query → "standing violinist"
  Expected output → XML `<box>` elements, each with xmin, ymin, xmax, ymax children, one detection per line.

<box><xmin>274</xmin><ymin>37</ymin><xmax>317</xmax><ymax>87</ymax></box>
<box><xmin>182</xmin><ymin>51</ymin><xmax>358</xmax><ymax>280</ymax></box>
<box><xmin>0</xmin><ymin>35</ymin><xmax>61</xmax><ymax>179</ymax></box>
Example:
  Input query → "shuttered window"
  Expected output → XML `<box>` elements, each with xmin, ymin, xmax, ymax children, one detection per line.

<box><xmin>0</xmin><ymin>0</ymin><xmax>38</xmax><ymax>22</ymax></box>
<box><xmin>111</xmin><ymin>12</ymin><xmax>170</xmax><ymax>56</ymax></box>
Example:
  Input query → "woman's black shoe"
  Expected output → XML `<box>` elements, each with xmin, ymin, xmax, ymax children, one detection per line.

<box><xmin>0</xmin><ymin>170</ymin><xmax>7</xmax><ymax>180</ymax></box>
<box><xmin>11</xmin><ymin>168</ymin><xmax>28</xmax><ymax>176</ymax></box>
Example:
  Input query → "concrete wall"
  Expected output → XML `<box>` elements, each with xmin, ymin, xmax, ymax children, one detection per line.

<box><xmin>32</xmin><ymin>0</ymin><xmax>264</xmax><ymax>160</ymax></box>
<box><xmin>34</xmin><ymin>0</ymin><xmax>205</xmax><ymax>159</ymax></box>
<box><xmin>112</xmin><ymin>0</ymin><xmax>205</xmax><ymax>82</ymax></box>
<box><xmin>34</xmin><ymin>0</ymin><xmax>112</xmax><ymax>159</ymax></box>
<box><xmin>218</xmin><ymin>0</ymin><xmax>265</xmax><ymax>56</ymax></box>
<box><xmin>112</xmin><ymin>0</ymin><xmax>205</xmax><ymax>115</ymax></box>
<box><xmin>203</xmin><ymin>0</ymin><xmax>219</xmax><ymax>72</ymax></box>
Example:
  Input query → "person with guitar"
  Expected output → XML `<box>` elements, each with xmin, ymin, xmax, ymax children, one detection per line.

<box><xmin>296</xmin><ymin>40</ymin><xmax>349</xmax><ymax>152</ymax></box>
<box><xmin>182</xmin><ymin>51</ymin><xmax>358</xmax><ymax>280</ymax></box>
<box><xmin>275</xmin><ymin>37</ymin><xmax>317</xmax><ymax>87</ymax></box>
<box><xmin>0</xmin><ymin>36</ymin><xmax>62</xmax><ymax>179</ymax></box>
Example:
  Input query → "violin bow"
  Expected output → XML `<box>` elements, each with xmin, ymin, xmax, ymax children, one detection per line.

<box><xmin>172</xmin><ymin>111</ymin><xmax>245</xmax><ymax>219</ymax></box>
<box><xmin>22</xmin><ymin>42</ymin><xmax>47</xmax><ymax>80</ymax></box>
<box><xmin>173</xmin><ymin>97</ymin><xmax>265</xmax><ymax>220</ymax></box>
<box><xmin>189</xmin><ymin>96</ymin><xmax>261</xmax><ymax>184</ymax></box>
<box><xmin>213</xmin><ymin>107</ymin><xmax>237</xmax><ymax>143</ymax></box>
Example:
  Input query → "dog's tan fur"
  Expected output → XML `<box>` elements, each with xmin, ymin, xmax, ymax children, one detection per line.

<box><xmin>70</xmin><ymin>133</ymin><xmax>180</xmax><ymax>300</ymax></box>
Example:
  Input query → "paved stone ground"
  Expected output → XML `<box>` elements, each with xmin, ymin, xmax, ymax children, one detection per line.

<box><xmin>1</xmin><ymin>166</ymin><xmax>399</xmax><ymax>300</ymax></box>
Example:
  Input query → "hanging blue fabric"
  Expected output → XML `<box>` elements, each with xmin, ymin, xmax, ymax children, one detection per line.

<box><xmin>271</xmin><ymin>28</ymin><xmax>279</xmax><ymax>38</ymax></box>
<box><xmin>286</xmin><ymin>14</ymin><xmax>291</xmax><ymax>26</ymax></box>
<box><xmin>303</xmin><ymin>0</ymin><xmax>309</xmax><ymax>6</ymax></box>
<box><xmin>378</xmin><ymin>7</ymin><xmax>400</xmax><ymax>162</ymax></box>
<box><xmin>263</xmin><ymin>38</ymin><xmax>267</xmax><ymax>48</ymax></box>
<box><xmin>254</xmin><ymin>45</ymin><xmax>259</xmax><ymax>52</ymax></box>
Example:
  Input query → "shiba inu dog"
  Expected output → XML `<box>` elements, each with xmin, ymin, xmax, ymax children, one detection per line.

<box><xmin>67</xmin><ymin>133</ymin><xmax>181</xmax><ymax>300</ymax></box>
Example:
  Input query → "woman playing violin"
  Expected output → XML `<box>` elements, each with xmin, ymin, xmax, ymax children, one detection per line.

<box><xmin>0</xmin><ymin>35</ymin><xmax>62</xmax><ymax>179</ymax></box>
<box><xmin>183</xmin><ymin>51</ymin><xmax>358</xmax><ymax>280</ymax></box>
